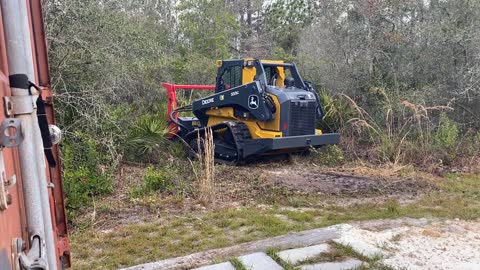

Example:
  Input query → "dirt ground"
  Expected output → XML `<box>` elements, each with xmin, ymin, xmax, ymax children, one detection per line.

<box><xmin>270</xmin><ymin>170</ymin><xmax>435</xmax><ymax>196</ymax></box>
<box><xmin>219</xmin><ymin>160</ymin><xmax>440</xmax><ymax>208</ymax></box>
<box><xmin>77</xmin><ymin>160</ymin><xmax>439</xmax><ymax>230</ymax></box>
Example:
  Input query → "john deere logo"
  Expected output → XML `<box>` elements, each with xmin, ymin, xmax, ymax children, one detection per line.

<box><xmin>201</xmin><ymin>97</ymin><xmax>214</xmax><ymax>105</ymax></box>
<box><xmin>248</xmin><ymin>95</ymin><xmax>259</xmax><ymax>109</ymax></box>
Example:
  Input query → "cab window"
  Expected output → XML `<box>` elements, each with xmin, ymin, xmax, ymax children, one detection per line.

<box><xmin>220</xmin><ymin>65</ymin><xmax>242</xmax><ymax>91</ymax></box>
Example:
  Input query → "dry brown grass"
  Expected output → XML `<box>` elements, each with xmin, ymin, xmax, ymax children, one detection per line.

<box><xmin>194</xmin><ymin>128</ymin><xmax>215</xmax><ymax>205</ymax></box>
<box><xmin>340</xmin><ymin>92</ymin><xmax>454</xmax><ymax>165</ymax></box>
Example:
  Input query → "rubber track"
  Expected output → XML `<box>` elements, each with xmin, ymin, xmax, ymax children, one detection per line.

<box><xmin>185</xmin><ymin>121</ymin><xmax>252</xmax><ymax>165</ymax></box>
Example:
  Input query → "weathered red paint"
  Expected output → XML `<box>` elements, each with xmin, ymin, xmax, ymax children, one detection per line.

<box><xmin>0</xmin><ymin>1</ymin><xmax>70</xmax><ymax>269</ymax></box>
<box><xmin>163</xmin><ymin>83</ymin><xmax>215</xmax><ymax>137</ymax></box>
<box><xmin>0</xmin><ymin>5</ymin><xmax>28</xmax><ymax>270</ymax></box>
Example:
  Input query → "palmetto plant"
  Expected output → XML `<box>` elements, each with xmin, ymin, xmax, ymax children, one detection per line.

<box><xmin>128</xmin><ymin>114</ymin><xmax>171</xmax><ymax>158</ymax></box>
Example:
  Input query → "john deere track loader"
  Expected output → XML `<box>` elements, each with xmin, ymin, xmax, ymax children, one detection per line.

<box><xmin>168</xmin><ymin>58</ymin><xmax>340</xmax><ymax>164</ymax></box>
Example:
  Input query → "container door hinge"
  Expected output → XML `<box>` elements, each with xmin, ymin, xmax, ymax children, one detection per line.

<box><xmin>12</xmin><ymin>238</ymin><xmax>48</xmax><ymax>270</ymax></box>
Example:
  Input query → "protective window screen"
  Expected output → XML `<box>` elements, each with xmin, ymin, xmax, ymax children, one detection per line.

<box><xmin>176</xmin><ymin>88</ymin><xmax>215</xmax><ymax>117</ymax></box>
<box><xmin>284</xmin><ymin>68</ymin><xmax>292</xmax><ymax>79</ymax></box>
<box><xmin>222</xmin><ymin>66</ymin><xmax>242</xmax><ymax>89</ymax></box>
<box><xmin>264</xmin><ymin>66</ymin><xmax>280</xmax><ymax>85</ymax></box>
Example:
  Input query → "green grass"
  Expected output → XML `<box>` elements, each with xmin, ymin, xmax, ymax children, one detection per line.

<box><xmin>442</xmin><ymin>174</ymin><xmax>480</xmax><ymax>199</ymax></box>
<box><xmin>230</xmin><ymin>258</ymin><xmax>247</xmax><ymax>270</ymax></box>
<box><xmin>70</xmin><ymin>173</ymin><xmax>480</xmax><ymax>270</ymax></box>
<box><xmin>266</xmin><ymin>248</ymin><xmax>298</xmax><ymax>270</ymax></box>
<box><xmin>282</xmin><ymin>210</ymin><xmax>315</xmax><ymax>222</ymax></box>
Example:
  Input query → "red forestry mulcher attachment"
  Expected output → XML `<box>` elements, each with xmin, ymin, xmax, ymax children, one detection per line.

<box><xmin>163</xmin><ymin>83</ymin><xmax>215</xmax><ymax>139</ymax></box>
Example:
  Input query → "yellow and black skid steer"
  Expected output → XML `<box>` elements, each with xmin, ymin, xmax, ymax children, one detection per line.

<box><xmin>166</xmin><ymin>58</ymin><xmax>340</xmax><ymax>164</ymax></box>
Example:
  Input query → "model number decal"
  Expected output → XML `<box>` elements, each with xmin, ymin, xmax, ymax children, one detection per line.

<box><xmin>201</xmin><ymin>98</ymin><xmax>214</xmax><ymax>105</ymax></box>
<box><xmin>230</xmin><ymin>91</ymin><xmax>239</xmax><ymax>97</ymax></box>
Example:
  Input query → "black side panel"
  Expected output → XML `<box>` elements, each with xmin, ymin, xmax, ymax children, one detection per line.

<box><xmin>192</xmin><ymin>81</ymin><xmax>274</xmax><ymax>125</ymax></box>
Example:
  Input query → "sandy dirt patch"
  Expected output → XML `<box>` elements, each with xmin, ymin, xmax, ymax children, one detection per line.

<box><xmin>339</xmin><ymin>219</ymin><xmax>480</xmax><ymax>270</ymax></box>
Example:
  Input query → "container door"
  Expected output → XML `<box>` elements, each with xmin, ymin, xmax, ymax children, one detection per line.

<box><xmin>0</xmin><ymin>5</ymin><xmax>28</xmax><ymax>270</ymax></box>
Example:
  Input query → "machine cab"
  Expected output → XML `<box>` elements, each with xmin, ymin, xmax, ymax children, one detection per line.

<box><xmin>215</xmin><ymin>59</ymin><xmax>307</xmax><ymax>93</ymax></box>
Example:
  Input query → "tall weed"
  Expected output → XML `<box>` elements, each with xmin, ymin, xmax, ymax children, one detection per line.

<box><xmin>318</xmin><ymin>90</ymin><xmax>355</xmax><ymax>132</ymax></box>
<box><xmin>339</xmin><ymin>88</ymin><xmax>454</xmax><ymax>164</ymax></box>
<box><xmin>191</xmin><ymin>128</ymin><xmax>215</xmax><ymax>205</ymax></box>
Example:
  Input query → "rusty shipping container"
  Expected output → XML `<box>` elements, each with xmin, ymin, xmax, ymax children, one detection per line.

<box><xmin>0</xmin><ymin>1</ymin><xmax>70</xmax><ymax>269</ymax></box>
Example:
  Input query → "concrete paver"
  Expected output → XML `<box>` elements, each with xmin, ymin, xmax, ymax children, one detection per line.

<box><xmin>192</xmin><ymin>262</ymin><xmax>236</xmax><ymax>270</ymax></box>
<box><xmin>299</xmin><ymin>258</ymin><xmax>363</xmax><ymax>270</ymax></box>
<box><xmin>332</xmin><ymin>225</ymin><xmax>382</xmax><ymax>259</ymax></box>
<box><xmin>238</xmin><ymin>252</ymin><xmax>283</xmax><ymax>270</ymax></box>
<box><xmin>277</xmin><ymin>243</ymin><xmax>331</xmax><ymax>265</ymax></box>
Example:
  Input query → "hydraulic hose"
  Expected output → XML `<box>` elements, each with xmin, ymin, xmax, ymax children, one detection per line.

<box><xmin>169</xmin><ymin>105</ymin><xmax>192</xmax><ymax>134</ymax></box>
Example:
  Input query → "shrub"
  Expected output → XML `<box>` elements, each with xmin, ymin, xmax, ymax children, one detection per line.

<box><xmin>318</xmin><ymin>90</ymin><xmax>355</xmax><ymax>132</ymax></box>
<box><xmin>62</xmin><ymin>132</ymin><xmax>113</xmax><ymax>210</ymax></box>
<box><xmin>129</xmin><ymin>163</ymin><xmax>196</xmax><ymax>200</ymax></box>
<box><xmin>434</xmin><ymin>113</ymin><xmax>459</xmax><ymax>150</ymax></box>
<box><xmin>433</xmin><ymin>113</ymin><xmax>459</xmax><ymax>164</ymax></box>
<box><xmin>143</xmin><ymin>166</ymin><xmax>174</xmax><ymax>194</ymax></box>
<box><xmin>311</xmin><ymin>145</ymin><xmax>344</xmax><ymax>166</ymax></box>
<box><xmin>467</xmin><ymin>131</ymin><xmax>480</xmax><ymax>156</ymax></box>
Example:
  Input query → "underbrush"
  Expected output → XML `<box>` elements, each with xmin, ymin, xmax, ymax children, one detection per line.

<box><xmin>127</xmin><ymin>128</ymin><xmax>216</xmax><ymax>206</ymax></box>
<box><xmin>321</xmin><ymin>88</ymin><xmax>479</xmax><ymax>167</ymax></box>
<box><xmin>62</xmin><ymin>86</ymin><xmax>480</xmax><ymax>220</ymax></box>
<box><xmin>62</xmin><ymin>98</ymin><xmax>189</xmax><ymax>211</ymax></box>
<box><xmin>63</xmin><ymin>100</ymin><xmax>479</xmax><ymax>222</ymax></box>
<box><xmin>123</xmin><ymin>101</ymin><xmax>177</xmax><ymax>164</ymax></box>
<box><xmin>62</xmin><ymin>132</ymin><xmax>114</xmax><ymax>213</ymax></box>
<box><xmin>309</xmin><ymin>145</ymin><xmax>345</xmax><ymax>166</ymax></box>
<box><xmin>129</xmin><ymin>166</ymin><xmax>175</xmax><ymax>198</ymax></box>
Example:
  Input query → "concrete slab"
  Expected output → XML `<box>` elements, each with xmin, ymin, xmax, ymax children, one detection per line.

<box><xmin>299</xmin><ymin>258</ymin><xmax>363</xmax><ymax>270</ymax></box>
<box><xmin>332</xmin><ymin>225</ymin><xmax>382</xmax><ymax>259</ymax></box>
<box><xmin>333</xmin><ymin>238</ymin><xmax>381</xmax><ymax>259</ymax></box>
<box><xmin>277</xmin><ymin>244</ymin><xmax>331</xmax><ymax>265</ymax></box>
<box><xmin>192</xmin><ymin>262</ymin><xmax>236</xmax><ymax>270</ymax></box>
<box><xmin>238</xmin><ymin>252</ymin><xmax>283</xmax><ymax>270</ymax></box>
